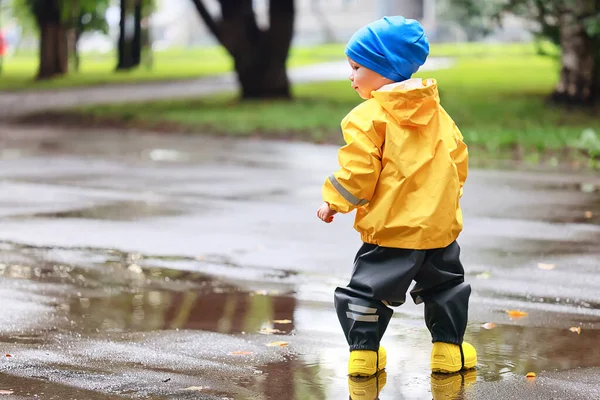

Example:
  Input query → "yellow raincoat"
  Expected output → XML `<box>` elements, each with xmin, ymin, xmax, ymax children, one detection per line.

<box><xmin>322</xmin><ymin>78</ymin><xmax>468</xmax><ymax>250</ymax></box>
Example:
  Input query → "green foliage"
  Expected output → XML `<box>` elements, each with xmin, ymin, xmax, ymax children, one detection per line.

<box><xmin>573</xmin><ymin>129</ymin><xmax>600</xmax><ymax>159</ymax></box>
<box><xmin>10</xmin><ymin>0</ymin><xmax>109</xmax><ymax>34</ymax></box>
<box><xmin>451</xmin><ymin>0</ymin><xmax>600</xmax><ymax>47</ymax></box>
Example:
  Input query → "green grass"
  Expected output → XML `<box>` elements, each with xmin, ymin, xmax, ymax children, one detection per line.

<box><xmin>66</xmin><ymin>48</ymin><xmax>600</xmax><ymax>160</ymax></box>
<box><xmin>0</xmin><ymin>41</ymin><xmax>558</xmax><ymax>91</ymax></box>
<box><xmin>0</xmin><ymin>44</ymin><xmax>346</xmax><ymax>91</ymax></box>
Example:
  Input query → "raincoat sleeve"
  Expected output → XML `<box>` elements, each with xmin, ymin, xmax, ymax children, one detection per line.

<box><xmin>451</xmin><ymin>124</ymin><xmax>469</xmax><ymax>198</ymax></box>
<box><xmin>322</xmin><ymin>116</ymin><xmax>383</xmax><ymax>214</ymax></box>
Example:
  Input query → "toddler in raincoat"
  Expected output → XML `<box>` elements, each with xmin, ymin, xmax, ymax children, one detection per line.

<box><xmin>316</xmin><ymin>16</ymin><xmax>477</xmax><ymax>378</ymax></box>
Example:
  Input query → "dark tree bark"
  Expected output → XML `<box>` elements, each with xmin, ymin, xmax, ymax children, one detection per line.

<box><xmin>551</xmin><ymin>1</ymin><xmax>599</xmax><ymax>105</ymax></box>
<box><xmin>117</xmin><ymin>0</ymin><xmax>142</xmax><ymax>70</ymax></box>
<box><xmin>117</xmin><ymin>0</ymin><xmax>130</xmax><ymax>69</ymax></box>
<box><xmin>33</xmin><ymin>0</ymin><xmax>68</xmax><ymax>79</ymax></box>
<box><xmin>191</xmin><ymin>0</ymin><xmax>295</xmax><ymax>99</ymax></box>
<box><xmin>132</xmin><ymin>0</ymin><xmax>142</xmax><ymax>66</ymax></box>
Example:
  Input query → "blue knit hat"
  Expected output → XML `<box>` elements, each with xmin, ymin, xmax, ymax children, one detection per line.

<box><xmin>345</xmin><ymin>16</ymin><xmax>430</xmax><ymax>82</ymax></box>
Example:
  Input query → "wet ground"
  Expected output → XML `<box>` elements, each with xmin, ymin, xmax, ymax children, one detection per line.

<box><xmin>0</xmin><ymin>124</ymin><xmax>600</xmax><ymax>399</ymax></box>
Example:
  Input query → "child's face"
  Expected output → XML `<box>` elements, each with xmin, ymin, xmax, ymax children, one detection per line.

<box><xmin>348</xmin><ymin>57</ymin><xmax>393</xmax><ymax>99</ymax></box>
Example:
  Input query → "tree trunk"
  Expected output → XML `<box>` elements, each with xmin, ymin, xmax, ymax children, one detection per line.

<box><xmin>192</xmin><ymin>0</ymin><xmax>294</xmax><ymax>99</ymax></box>
<box><xmin>118</xmin><ymin>0</ymin><xmax>143</xmax><ymax>70</ymax></box>
<box><xmin>35</xmin><ymin>0</ymin><xmax>68</xmax><ymax>80</ymax></box>
<box><xmin>132</xmin><ymin>0</ymin><xmax>142</xmax><ymax>66</ymax></box>
<box><xmin>552</xmin><ymin>2</ymin><xmax>598</xmax><ymax>104</ymax></box>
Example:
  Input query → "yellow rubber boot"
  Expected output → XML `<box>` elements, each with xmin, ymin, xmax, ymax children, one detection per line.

<box><xmin>430</xmin><ymin>342</ymin><xmax>477</xmax><ymax>373</ymax></box>
<box><xmin>431</xmin><ymin>369</ymin><xmax>477</xmax><ymax>399</ymax></box>
<box><xmin>348</xmin><ymin>370</ymin><xmax>387</xmax><ymax>400</ymax></box>
<box><xmin>348</xmin><ymin>346</ymin><xmax>387</xmax><ymax>377</ymax></box>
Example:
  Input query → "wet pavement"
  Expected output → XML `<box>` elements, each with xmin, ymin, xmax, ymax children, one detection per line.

<box><xmin>0</xmin><ymin>124</ymin><xmax>600</xmax><ymax>399</ymax></box>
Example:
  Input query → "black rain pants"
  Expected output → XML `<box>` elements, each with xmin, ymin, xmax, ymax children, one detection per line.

<box><xmin>334</xmin><ymin>241</ymin><xmax>470</xmax><ymax>351</ymax></box>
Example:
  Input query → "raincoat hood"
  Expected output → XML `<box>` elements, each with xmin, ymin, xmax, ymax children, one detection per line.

<box><xmin>371</xmin><ymin>78</ymin><xmax>440</xmax><ymax>126</ymax></box>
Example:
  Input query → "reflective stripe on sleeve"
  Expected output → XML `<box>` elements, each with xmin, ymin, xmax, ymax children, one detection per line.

<box><xmin>328</xmin><ymin>174</ymin><xmax>368</xmax><ymax>207</ymax></box>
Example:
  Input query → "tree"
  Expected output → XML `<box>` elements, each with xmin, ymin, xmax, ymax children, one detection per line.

<box><xmin>453</xmin><ymin>0</ymin><xmax>600</xmax><ymax>105</ymax></box>
<box><xmin>190</xmin><ymin>0</ymin><xmax>295</xmax><ymax>99</ymax></box>
<box><xmin>117</xmin><ymin>0</ymin><xmax>153</xmax><ymax>70</ymax></box>
<box><xmin>28</xmin><ymin>0</ymin><xmax>68</xmax><ymax>79</ymax></box>
<box><xmin>14</xmin><ymin>0</ymin><xmax>108</xmax><ymax>79</ymax></box>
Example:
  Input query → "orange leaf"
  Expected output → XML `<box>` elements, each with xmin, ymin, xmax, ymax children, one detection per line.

<box><xmin>569</xmin><ymin>326</ymin><xmax>582</xmax><ymax>334</ymax></box>
<box><xmin>507</xmin><ymin>310</ymin><xmax>528</xmax><ymax>318</ymax></box>
<box><xmin>481</xmin><ymin>322</ymin><xmax>496</xmax><ymax>330</ymax></box>
<box><xmin>230</xmin><ymin>351</ymin><xmax>253</xmax><ymax>355</ymax></box>
<box><xmin>4</xmin><ymin>354</ymin><xmax>11</xmax><ymax>358</ymax></box>
<box><xmin>266</xmin><ymin>341</ymin><xmax>288</xmax><ymax>347</ymax></box>
<box><xmin>526</xmin><ymin>372</ymin><xmax>536</xmax><ymax>379</ymax></box>
<box><xmin>585</xmin><ymin>211</ymin><xmax>593</xmax><ymax>219</ymax></box>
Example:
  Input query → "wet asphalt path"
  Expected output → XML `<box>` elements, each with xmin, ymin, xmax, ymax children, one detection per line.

<box><xmin>0</xmin><ymin>125</ymin><xmax>599</xmax><ymax>399</ymax></box>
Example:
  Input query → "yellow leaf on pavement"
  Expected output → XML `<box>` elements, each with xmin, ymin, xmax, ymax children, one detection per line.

<box><xmin>273</xmin><ymin>319</ymin><xmax>293</xmax><ymax>324</ymax></box>
<box><xmin>537</xmin><ymin>263</ymin><xmax>556</xmax><ymax>270</ymax></box>
<box><xmin>526</xmin><ymin>372</ymin><xmax>536</xmax><ymax>379</ymax></box>
<box><xmin>481</xmin><ymin>322</ymin><xmax>496</xmax><ymax>330</ymax></box>
<box><xmin>507</xmin><ymin>310</ymin><xmax>528</xmax><ymax>318</ymax></box>
<box><xmin>569</xmin><ymin>326</ymin><xmax>582</xmax><ymax>334</ymax></box>
<box><xmin>266</xmin><ymin>341</ymin><xmax>288</xmax><ymax>347</ymax></box>
<box><xmin>231</xmin><ymin>351</ymin><xmax>254</xmax><ymax>355</ymax></box>
<box><xmin>259</xmin><ymin>327</ymin><xmax>283</xmax><ymax>334</ymax></box>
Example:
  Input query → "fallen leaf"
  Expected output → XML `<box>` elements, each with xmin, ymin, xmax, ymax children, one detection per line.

<box><xmin>182</xmin><ymin>386</ymin><xmax>207</xmax><ymax>391</ymax></box>
<box><xmin>259</xmin><ymin>327</ymin><xmax>283</xmax><ymax>335</ymax></box>
<box><xmin>585</xmin><ymin>211</ymin><xmax>593</xmax><ymax>219</ymax></box>
<box><xmin>569</xmin><ymin>326</ymin><xmax>582</xmax><ymax>334</ymax></box>
<box><xmin>273</xmin><ymin>319</ymin><xmax>293</xmax><ymax>324</ymax></box>
<box><xmin>266</xmin><ymin>341</ymin><xmax>288</xmax><ymax>347</ymax></box>
<box><xmin>481</xmin><ymin>322</ymin><xmax>497</xmax><ymax>330</ymax></box>
<box><xmin>476</xmin><ymin>272</ymin><xmax>491</xmax><ymax>279</ymax></box>
<box><xmin>230</xmin><ymin>351</ymin><xmax>254</xmax><ymax>355</ymax></box>
<box><xmin>507</xmin><ymin>310</ymin><xmax>528</xmax><ymax>318</ymax></box>
<box><xmin>162</xmin><ymin>378</ymin><xmax>171</xmax><ymax>383</ymax></box>
<box><xmin>0</xmin><ymin>391</ymin><xmax>13</xmax><ymax>395</ymax></box>
<box><xmin>537</xmin><ymin>263</ymin><xmax>556</xmax><ymax>270</ymax></box>
<box><xmin>5</xmin><ymin>354</ymin><xmax>11</xmax><ymax>358</ymax></box>
<box><xmin>526</xmin><ymin>372</ymin><xmax>536</xmax><ymax>379</ymax></box>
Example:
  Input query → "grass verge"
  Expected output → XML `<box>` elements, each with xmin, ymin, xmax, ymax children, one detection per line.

<box><xmin>18</xmin><ymin>43</ymin><xmax>600</xmax><ymax>163</ymax></box>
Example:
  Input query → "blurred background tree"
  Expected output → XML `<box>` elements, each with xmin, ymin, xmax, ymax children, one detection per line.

<box><xmin>12</xmin><ymin>0</ymin><xmax>109</xmax><ymax>79</ymax></box>
<box><xmin>117</xmin><ymin>0</ymin><xmax>154</xmax><ymax>71</ymax></box>
<box><xmin>190</xmin><ymin>0</ymin><xmax>295</xmax><ymax>99</ymax></box>
<box><xmin>453</xmin><ymin>0</ymin><xmax>600</xmax><ymax>105</ymax></box>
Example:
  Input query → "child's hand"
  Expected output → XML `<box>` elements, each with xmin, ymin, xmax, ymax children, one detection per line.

<box><xmin>317</xmin><ymin>202</ymin><xmax>337</xmax><ymax>223</ymax></box>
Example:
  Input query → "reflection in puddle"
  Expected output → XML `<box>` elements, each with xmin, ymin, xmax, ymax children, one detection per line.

<box><xmin>1</xmin><ymin>241</ymin><xmax>600</xmax><ymax>399</ymax></box>
<box><xmin>10</xmin><ymin>200</ymin><xmax>185</xmax><ymax>221</ymax></box>
<box><xmin>67</xmin><ymin>288</ymin><xmax>296</xmax><ymax>335</ymax></box>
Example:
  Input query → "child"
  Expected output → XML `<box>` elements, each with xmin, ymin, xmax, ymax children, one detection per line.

<box><xmin>316</xmin><ymin>16</ymin><xmax>477</xmax><ymax>377</ymax></box>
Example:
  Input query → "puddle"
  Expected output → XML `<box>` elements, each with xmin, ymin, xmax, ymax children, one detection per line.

<box><xmin>1</xmin><ymin>241</ymin><xmax>600</xmax><ymax>399</ymax></box>
<box><xmin>0</xmin><ymin>372</ymin><xmax>125</xmax><ymax>400</ymax></box>
<box><xmin>7</xmin><ymin>200</ymin><xmax>185</xmax><ymax>221</ymax></box>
